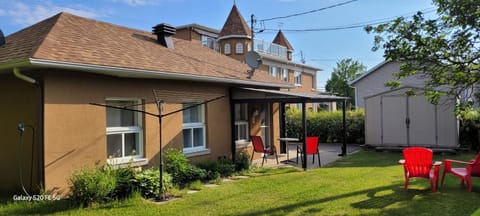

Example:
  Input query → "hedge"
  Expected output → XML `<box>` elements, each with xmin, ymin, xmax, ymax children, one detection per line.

<box><xmin>459</xmin><ymin>110</ymin><xmax>480</xmax><ymax>151</ymax></box>
<box><xmin>285</xmin><ymin>109</ymin><xmax>365</xmax><ymax>144</ymax></box>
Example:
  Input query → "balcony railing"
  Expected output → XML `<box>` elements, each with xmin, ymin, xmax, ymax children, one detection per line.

<box><xmin>254</xmin><ymin>39</ymin><xmax>287</xmax><ymax>59</ymax></box>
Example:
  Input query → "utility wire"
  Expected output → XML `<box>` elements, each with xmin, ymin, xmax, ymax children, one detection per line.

<box><xmin>259</xmin><ymin>0</ymin><xmax>358</xmax><ymax>22</ymax></box>
<box><xmin>257</xmin><ymin>7</ymin><xmax>436</xmax><ymax>32</ymax></box>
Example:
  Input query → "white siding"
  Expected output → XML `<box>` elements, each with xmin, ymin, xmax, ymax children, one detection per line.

<box><xmin>353</xmin><ymin>62</ymin><xmax>426</xmax><ymax>108</ymax></box>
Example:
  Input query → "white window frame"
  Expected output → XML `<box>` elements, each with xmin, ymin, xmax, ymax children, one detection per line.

<box><xmin>224</xmin><ymin>43</ymin><xmax>231</xmax><ymax>54</ymax></box>
<box><xmin>106</xmin><ymin>98</ymin><xmax>145</xmax><ymax>165</ymax></box>
<box><xmin>235</xmin><ymin>121</ymin><xmax>249</xmax><ymax>140</ymax></box>
<box><xmin>281</xmin><ymin>68</ymin><xmax>288</xmax><ymax>82</ymax></box>
<box><xmin>294</xmin><ymin>71</ymin><xmax>302</xmax><ymax>86</ymax></box>
<box><xmin>235</xmin><ymin>42</ymin><xmax>244</xmax><ymax>54</ymax></box>
<box><xmin>234</xmin><ymin>103</ymin><xmax>249</xmax><ymax>142</ymax></box>
<box><xmin>182</xmin><ymin>104</ymin><xmax>207</xmax><ymax>154</ymax></box>
<box><xmin>269</xmin><ymin>66</ymin><xmax>277</xmax><ymax>77</ymax></box>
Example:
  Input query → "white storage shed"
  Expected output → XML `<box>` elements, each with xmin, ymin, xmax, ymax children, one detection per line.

<box><xmin>364</xmin><ymin>87</ymin><xmax>458</xmax><ymax>148</ymax></box>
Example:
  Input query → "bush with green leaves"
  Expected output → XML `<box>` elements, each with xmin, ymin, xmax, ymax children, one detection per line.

<box><xmin>285</xmin><ymin>109</ymin><xmax>365</xmax><ymax>144</ymax></box>
<box><xmin>459</xmin><ymin>110</ymin><xmax>480</xmax><ymax>151</ymax></box>
<box><xmin>111</xmin><ymin>166</ymin><xmax>136</xmax><ymax>199</ymax></box>
<box><xmin>69</xmin><ymin>166</ymin><xmax>117</xmax><ymax>207</ymax></box>
<box><xmin>196</xmin><ymin>157</ymin><xmax>235</xmax><ymax>178</ymax></box>
<box><xmin>164</xmin><ymin>148</ymin><xmax>207</xmax><ymax>185</ymax></box>
<box><xmin>133</xmin><ymin>168</ymin><xmax>173</xmax><ymax>199</ymax></box>
<box><xmin>234</xmin><ymin>150</ymin><xmax>250</xmax><ymax>171</ymax></box>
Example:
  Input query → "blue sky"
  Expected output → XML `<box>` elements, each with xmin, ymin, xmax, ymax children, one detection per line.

<box><xmin>0</xmin><ymin>0</ymin><xmax>436</xmax><ymax>89</ymax></box>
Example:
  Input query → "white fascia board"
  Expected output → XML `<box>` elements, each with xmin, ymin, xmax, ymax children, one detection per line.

<box><xmin>28</xmin><ymin>58</ymin><xmax>292</xmax><ymax>88</ymax></box>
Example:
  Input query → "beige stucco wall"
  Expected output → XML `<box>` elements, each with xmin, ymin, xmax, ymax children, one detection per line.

<box><xmin>42</xmin><ymin>71</ymin><xmax>232</xmax><ymax>194</ymax></box>
<box><xmin>0</xmin><ymin>73</ymin><xmax>41</xmax><ymax>196</ymax></box>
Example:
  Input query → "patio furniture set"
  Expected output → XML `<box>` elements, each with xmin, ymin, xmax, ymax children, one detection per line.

<box><xmin>400</xmin><ymin>147</ymin><xmax>480</xmax><ymax>192</ymax></box>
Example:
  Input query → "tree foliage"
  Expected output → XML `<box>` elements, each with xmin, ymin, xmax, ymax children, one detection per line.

<box><xmin>325</xmin><ymin>58</ymin><xmax>366</xmax><ymax>109</ymax></box>
<box><xmin>365</xmin><ymin>0</ymin><xmax>480</xmax><ymax>112</ymax></box>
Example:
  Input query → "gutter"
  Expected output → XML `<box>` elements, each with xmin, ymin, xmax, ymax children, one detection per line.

<box><xmin>29</xmin><ymin>58</ymin><xmax>293</xmax><ymax>89</ymax></box>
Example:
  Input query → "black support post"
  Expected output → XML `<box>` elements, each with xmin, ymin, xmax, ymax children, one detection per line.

<box><xmin>302</xmin><ymin>102</ymin><xmax>307</xmax><ymax>170</ymax></box>
<box><xmin>340</xmin><ymin>100</ymin><xmax>347</xmax><ymax>156</ymax></box>
<box><xmin>230</xmin><ymin>89</ymin><xmax>236</xmax><ymax>163</ymax></box>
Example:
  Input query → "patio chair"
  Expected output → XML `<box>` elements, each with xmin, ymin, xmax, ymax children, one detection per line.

<box><xmin>297</xmin><ymin>136</ymin><xmax>321</xmax><ymax>167</ymax></box>
<box><xmin>441</xmin><ymin>153</ymin><xmax>480</xmax><ymax>192</ymax></box>
<box><xmin>250</xmin><ymin>136</ymin><xmax>278</xmax><ymax>166</ymax></box>
<box><xmin>399</xmin><ymin>147</ymin><xmax>442</xmax><ymax>192</ymax></box>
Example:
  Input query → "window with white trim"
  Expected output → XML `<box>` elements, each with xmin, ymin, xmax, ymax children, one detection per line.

<box><xmin>234</xmin><ymin>103</ymin><xmax>249</xmax><ymax>142</ymax></box>
<box><xmin>106</xmin><ymin>99</ymin><xmax>144</xmax><ymax>163</ymax></box>
<box><xmin>183</xmin><ymin>104</ymin><xmax>206</xmax><ymax>153</ymax></box>
<box><xmin>269</xmin><ymin>66</ymin><xmax>277</xmax><ymax>77</ymax></box>
<box><xmin>224</xmin><ymin>43</ymin><xmax>231</xmax><ymax>54</ymax></box>
<box><xmin>281</xmin><ymin>68</ymin><xmax>288</xmax><ymax>82</ymax></box>
<box><xmin>235</xmin><ymin>42</ymin><xmax>243</xmax><ymax>54</ymax></box>
<box><xmin>294</xmin><ymin>71</ymin><xmax>302</xmax><ymax>85</ymax></box>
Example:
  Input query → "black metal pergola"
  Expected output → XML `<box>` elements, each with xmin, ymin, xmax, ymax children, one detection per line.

<box><xmin>230</xmin><ymin>87</ymin><xmax>349</xmax><ymax>170</ymax></box>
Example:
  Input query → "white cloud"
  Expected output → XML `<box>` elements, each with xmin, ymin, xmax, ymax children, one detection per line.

<box><xmin>110</xmin><ymin>0</ymin><xmax>159</xmax><ymax>6</ymax></box>
<box><xmin>3</xmin><ymin>2</ymin><xmax>100</xmax><ymax>26</ymax></box>
<box><xmin>0</xmin><ymin>8</ymin><xmax>6</xmax><ymax>16</ymax></box>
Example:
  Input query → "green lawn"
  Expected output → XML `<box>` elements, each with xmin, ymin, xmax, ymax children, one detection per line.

<box><xmin>2</xmin><ymin>150</ymin><xmax>480</xmax><ymax>215</ymax></box>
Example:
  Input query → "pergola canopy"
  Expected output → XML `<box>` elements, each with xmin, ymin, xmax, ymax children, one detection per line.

<box><xmin>231</xmin><ymin>87</ymin><xmax>348</xmax><ymax>103</ymax></box>
<box><xmin>230</xmin><ymin>87</ymin><xmax>348</xmax><ymax>170</ymax></box>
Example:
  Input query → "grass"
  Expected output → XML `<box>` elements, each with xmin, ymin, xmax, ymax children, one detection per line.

<box><xmin>2</xmin><ymin>150</ymin><xmax>480</xmax><ymax>215</ymax></box>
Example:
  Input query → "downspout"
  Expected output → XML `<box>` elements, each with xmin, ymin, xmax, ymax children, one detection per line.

<box><xmin>13</xmin><ymin>67</ymin><xmax>37</xmax><ymax>84</ymax></box>
<box><xmin>13</xmin><ymin>67</ymin><xmax>44</xmax><ymax>194</ymax></box>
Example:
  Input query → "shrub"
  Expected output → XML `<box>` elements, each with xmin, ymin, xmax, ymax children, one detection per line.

<box><xmin>234</xmin><ymin>150</ymin><xmax>250</xmax><ymax>171</ymax></box>
<box><xmin>285</xmin><ymin>109</ymin><xmax>365</xmax><ymax>144</ymax></box>
<box><xmin>459</xmin><ymin>110</ymin><xmax>480</xmax><ymax>151</ymax></box>
<box><xmin>69</xmin><ymin>167</ymin><xmax>116</xmax><ymax>207</ymax></box>
<box><xmin>111</xmin><ymin>166</ymin><xmax>136</xmax><ymax>199</ymax></box>
<box><xmin>133</xmin><ymin>168</ymin><xmax>173</xmax><ymax>199</ymax></box>
<box><xmin>196</xmin><ymin>158</ymin><xmax>236</xmax><ymax>178</ymax></box>
<box><xmin>164</xmin><ymin>149</ymin><xmax>207</xmax><ymax>185</ymax></box>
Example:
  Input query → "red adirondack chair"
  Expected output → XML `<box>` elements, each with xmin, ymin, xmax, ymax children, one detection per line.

<box><xmin>399</xmin><ymin>147</ymin><xmax>442</xmax><ymax>192</ymax></box>
<box><xmin>250</xmin><ymin>136</ymin><xmax>278</xmax><ymax>166</ymax></box>
<box><xmin>441</xmin><ymin>153</ymin><xmax>480</xmax><ymax>192</ymax></box>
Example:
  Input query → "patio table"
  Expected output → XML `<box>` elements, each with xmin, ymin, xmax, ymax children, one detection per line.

<box><xmin>278</xmin><ymin>137</ymin><xmax>300</xmax><ymax>163</ymax></box>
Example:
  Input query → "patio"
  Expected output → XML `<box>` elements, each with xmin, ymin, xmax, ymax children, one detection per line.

<box><xmin>251</xmin><ymin>143</ymin><xmax>362</xmax><ymax>169</ymax></box>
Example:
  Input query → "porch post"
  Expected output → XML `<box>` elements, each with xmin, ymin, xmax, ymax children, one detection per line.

<box><xmin>340</xmin><ymin>100</ymin><xmax>347</xmax><ymax>156</ymax></box>
<box><xmin>229</xmin><ymin>88</ymin><xmax>236</xmax><ymax>163</ymax></box>
<box><xmin>279</xmin><ymin>102</ymin><xmax>286</xmax><ymax>153</ymax></box>
<box><xmin>302</xmin><ymin>102</ymin><xmax>307</xmax><ymax>170</ymax></box>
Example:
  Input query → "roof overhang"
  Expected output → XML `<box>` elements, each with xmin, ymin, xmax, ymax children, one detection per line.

<box><xmin>0</xmin><ymin>58</ymin><xmax>292</xmax><ymax>89</ymax></box>
<box><xmin>259</xmin><ymin>53</ymin><xmax>321</xmax><ymax>74</ymax></box>
<box><xmin>232</xmin><ymin>87</ymin><xmax>348</xmax><ymax>103</ymax></box>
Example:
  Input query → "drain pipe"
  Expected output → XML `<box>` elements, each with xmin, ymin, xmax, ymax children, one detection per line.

<box><xmin>13</xmin><ymin>67</ymin><xmax>40</xmax><ymax>195</ymax></box>
<box><xmin>13</xmin><ymin>67</ymin><xmax>37</xmax><ymax>84</ymax></box>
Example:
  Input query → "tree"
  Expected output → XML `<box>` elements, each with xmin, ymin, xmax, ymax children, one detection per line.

<box><xmin>325</xmin><ymin>58</ymin><xmax>366</xmax><ymax>109</ymax></box>
<box><xmin>365</xmin><ymin>0</ymin><xmax>480</xmax><ymax>113</ymax></box>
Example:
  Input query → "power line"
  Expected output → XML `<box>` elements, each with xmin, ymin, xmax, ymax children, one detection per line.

<box><xmin>257</xmin><ymin>7</ymin><xmax>436</xmax><ymax>32</ymax></box>
<box><xmin>259</xmin><ymin>0</ymin><xmax>358</xmax><ymax>22</ymax></box>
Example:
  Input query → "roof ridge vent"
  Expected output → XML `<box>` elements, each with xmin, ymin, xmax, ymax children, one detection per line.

<box><xmin>0</xmin><ymin>29</ymin><xmax>5</xmax><ymax>46</ymax></box>
<box><xmin>152</xmin><ymin>23</ymin><xmax>176</xmax><ymax>49</ymax></box>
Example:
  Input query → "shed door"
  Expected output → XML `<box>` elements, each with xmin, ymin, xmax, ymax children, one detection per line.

<box><xmin>381</xmin><ymin>96</ymin><xmax>407</xmax><ymax>146</ymax></box>
<box><xmin>408</xmin><ymin>96</ymin><xmax>437</xmax><ymax>146</ymax></box>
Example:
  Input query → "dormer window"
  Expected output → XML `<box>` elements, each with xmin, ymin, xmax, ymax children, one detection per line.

<box><xmin>235</xmin><ymin>43</ymin><xmax>243</xmax><ymax>54</ymax></box>
<box><xmin>224</xmin><ymin>43</ymin><xmax>231</xmax><ymax>54</ymax></box>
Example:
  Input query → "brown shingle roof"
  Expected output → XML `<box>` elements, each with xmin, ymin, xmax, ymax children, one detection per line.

<box><xmin>272</xmin><ymin>30</ymin><xmax>294</xmax><ymax>51</ymax></box>
<box><xmin>0</xmin><ymin>12</ymin><xmax>287</xmax><ymax>87</ymax></box>
<box><xmin>218</xmin><ymin>5</ymin><xmax>251</xmax><ymax>38</ymax></box>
